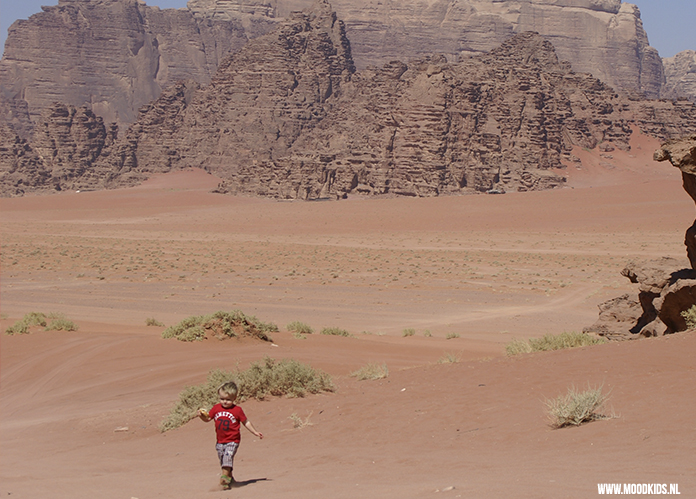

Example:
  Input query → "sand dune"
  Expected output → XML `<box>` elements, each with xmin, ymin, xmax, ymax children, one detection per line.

<box><xmin>1</xmin><ymin>135</ymin><xmax>695</xmax><ymax>497</ymax></box>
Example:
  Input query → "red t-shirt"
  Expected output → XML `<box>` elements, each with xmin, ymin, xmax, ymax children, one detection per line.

<box><xmin>208</xmin><ymin>404</ymin><xmax>247</xmax><ymax>443</ymax></box>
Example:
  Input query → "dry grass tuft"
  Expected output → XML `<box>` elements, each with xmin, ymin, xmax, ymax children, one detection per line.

<box><xmin>351</xmin><ymin>363</ymin><xmax>389</xmax><ymax>380</ymax></box>
<box><xmin>288</xmin><ymin>411</ymin><xmax>314</xmax><ymax>429</ymax></box>
<box><xmin>545</xmin><ymin>385</ymin><xmax>611</xmax><ymax>428</ymax></box>
<box><xmin>506</xmin><ymin>331</ymin><xmax>607</xmax><ymax>356</ymax></box>
<box><xmin>320</xmin><ymin>327</ymin><xmax>351</xmax><ymax>337</ymax></box>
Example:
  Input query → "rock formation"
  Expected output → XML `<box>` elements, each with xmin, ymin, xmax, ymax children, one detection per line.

<box><xmin>0</xmin><ymin>104</ymin><xmax>117</xmax><ymax>196</ymax></box>
<box><xmin>2</xmin><ymin>2</ymin><xmax>696</xmax><ymax>198</ymax></box>
<box><xmin>585</xmin><ymin>135</ymin><xmax>696</xmax><ymax>339</ymax></box>
<box><xmin>662</xmin><ymin>51</ymin><xmax>696</xmax><ymax>103</ymax></box>
<box><xmin>0</xmin><ymin>0</ymin><xmax>279</xmax><ymax>134</ymax></box>
<box><xmin>203</xmin><ymin>0</ymin><xmax>665</xmax><ymax>98</ymax></box>
<box><xmin>0</xmin><ymin>0</ymin><xmax>675</xmax><ymax>141</ymax></box>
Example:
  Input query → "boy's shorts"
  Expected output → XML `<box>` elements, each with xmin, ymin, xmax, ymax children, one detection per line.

<box><xmin>216</xmin><ymin>442</ymin><xmax>239</xmax><ymax>469</ymax></box>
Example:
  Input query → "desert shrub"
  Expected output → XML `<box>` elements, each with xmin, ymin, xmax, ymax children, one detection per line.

<box><xmin>446</xmin><ymin>332</ymin><xmax>460</xmax><ymax>340</ymax></box>
<box><xmin>423</xmin><ymin>330</ymin><xmax>432</xmax><ymax>337</ymax></box>
<box><xmin>402</xmin><ymin>328</ymin><xmax>416</xmax><ymax>337</ymax></box>
<box><xmin>545</xmin><ymin>385</ymin><xmax>610</xmax><ymax>428</ymax></box>
<box><xmin>680</xmin><ymin>305</ymin><xmax>696</xmax><ymax>329</ymax></box>
<box><xmin>320</xmin><ymin>327</ymin><xmax>350</xmax><ymax>337</ymax></box>
<box><xmin>45</xmin><ymin>318</ymin><xmax>78</xmax><ymax>331</ymax></box>
<box><xmin>6</xmin><ymin>312</ymin><xmax>78</xmax><ymax>335</ymax></box>
<box><xmin>287</xmin><ymin>321</ymin><xmax>314</xmax><ymax>335</ymax></box>
<box><xmin>162</xmin><ymin>310</ymin><xmax>276</xmax><ymax>342</ymax></box>
<box><xmin>506</xmin><ymin>331</ymin><xmax>607</xmax><ymax>356</ymax></box>
<box><xmin>24</xmin><ymin>312</ymin><xmax>47</xmax><ymax>327</ymax></box>
<box><xmin>438</xmin><ymin>352</ymin><xmax>461</xmax><ymax>364</ymax></box>
<box><xmin>351</xmin><ymin>363</ymin><xmax>389</xmax><ymax>380</ymax></box>
<box><xmin>146</xmin><ymin>317</ymin><xmax>165</xmax><ymax>327</ymax></box>
<box><xmin>160</xmin><ymin>357</ymin><xmax>334</xmax><ymax>432</ymax></box>
<box><xmin>505</xmin><ymin>338</ymin><xmax>533</xmax><ymax>356</ymax></box>
<box><xmin>5</xmin><ymin>321</ymin><xmax>30</xmax><ymax>335</ymax></box>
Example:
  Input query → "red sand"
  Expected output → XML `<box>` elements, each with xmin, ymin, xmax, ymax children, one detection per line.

<box><xmin>2</xmin><ymin>133</ymin><xmax>695</xmax><ymax>498</ymax></box>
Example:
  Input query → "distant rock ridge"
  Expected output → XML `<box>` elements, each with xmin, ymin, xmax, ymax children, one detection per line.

<box><xmin>2</xmin><ymin>6</ymin><xmax>696</xmax><ymax>198</ymax></box>
<box><xmin>0</xmin><ymin>0</ymin><xmax>687</xmax><ymax>141</ymax></box>
<box><xmin>662</xmin><ymin>51</ymin><xmax>696</xmax><ymax>103</ymax></box>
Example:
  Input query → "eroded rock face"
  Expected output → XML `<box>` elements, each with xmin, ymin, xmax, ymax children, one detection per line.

<box><xmin>0</xmin><ymin>104</ymin><xmax>117</xmax><ymax>195</ymax></box>
<box><xmin>205</xmin><ymin>0</ymin><xmax>664</xmax><ymax>98</ymax></box>
<box><xmin>662</xmin><ymin>51</ymin><xmax>696</xmax><ymax>103</ymax></box>
<box><xmin>0</xmin><ymin>0</ymin><xmax>278</xmax><ymax>134</ymax></box>
<box><xmin>584</xmin><ymin>258</ymin><xmax>696</xmax><ymax>339</ymax></box>
<box><xmin>0</xmin><ymin>0</ymin><xmax>672</xmax><ymax>141</ymax></box>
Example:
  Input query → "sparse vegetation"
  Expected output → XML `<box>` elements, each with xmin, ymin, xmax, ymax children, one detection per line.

<box><xmin>438</xmin><ymin>352</ymin><xmax>460</xmax><ymax>364</ymax></box>
<box><xmin>545</xmin><ymin>385</ymin><xmax>610</xmax><ymax>428</ymax></box>
<box><xmin>146</xmin><ymin>317</ymin><xmax>165</xmax><ymax>327</ymax></box>
<box><xmin>351</xmin><ymin>363</ymin><xmax>389</xmax><ymax>380</ymax></box>
<box><xmin>402</xmin><ymin>328</ymin><xmax>416</xmax><ymax>337</ymax></box>
<box><xmin>161</xmin><ymin>310</ymin><xmax>277</xmax><ymax>342</ymax></box>
<box><xmin>288</xmin><ymin>412</ymin><xmax>314</xmax><ymax>429</ymax></box>
<box><xmin>423</xmin><ymin>330</ymin><xmax>432</xmax><ymax>337</ymax></box>
<box><xmin>320</xmin><ymin>327</ymin><xmax>351</xmax><ymax>337</ymax></box>
<box><xmin>45</xmin><ymin>318</ymin><xmax>78</xmax><ymax>331</ymax></box>
<box><xmin>5</xmin><ymin>312</ymin><xmax>78</xmax><ymax>334</ymax></box>
<box><xmin>680</xmin><ymin>305</ymin><xmax>696</xmax><ymax>329</ymax></box>
<box><xmin>446</xmin><ymin>332</ymin><xmax>460</xmax><ymax>340</ymax></box>
<box><xmin>506</xmin><ymin>331</ymin><xmax>607</xmax><ymax>356</ymax></box>
<box><xmin>160</xmin><ymin>357</ymin><xmax>334</xmax><ymax>432</ymax></box>
<box><xmin>287</xmin><ymin>321</ymin><xmax>314</xmax><ymax>335</ymax></box>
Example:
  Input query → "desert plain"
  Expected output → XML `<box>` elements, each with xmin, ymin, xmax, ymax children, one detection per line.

<box><xmin>1</xmin><ymin>132</ymin><xmax>695</xmax><ymax>498</ymax></box>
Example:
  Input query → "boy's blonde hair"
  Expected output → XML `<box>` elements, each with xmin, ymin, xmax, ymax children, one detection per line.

<box><xmin>218</xmin><ymin>381</ymin><xmax>239</xmax><ymax>398</ymax></box>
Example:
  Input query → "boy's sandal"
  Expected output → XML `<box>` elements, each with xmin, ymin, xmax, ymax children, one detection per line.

<box><xmin>220</xmin><ymin>475</ymin><xmax>233</xmax><ymax>486</ymax></box>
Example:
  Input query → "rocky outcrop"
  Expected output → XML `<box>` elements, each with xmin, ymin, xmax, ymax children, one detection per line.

<box><xmin>204</xmin><ymin>0</ymin><xmax>665</xmax><ymax>98</ymax></box>
<box><xmin>0</xmin><ymin>0</ymin><xmax>279</xmax><ymax>134</ymax></box>
<box><xmin>3</xmin><ymin>5</ymin><xmax>696</xmax><ymax>198</ymax></box>
<box><xmin>0</xmin><ymin>0</ymin><xmax>671</xmax><ymax>140</ymax></box>
<box><xmin>654</xmin><ymin>135</ymin><xmax>696</xmax><ymax>268</ymax></box>
<box><xmin>127</xmin><ymin>29</ymin><xmax>694</xmax><ymax>199</ymax></box>
<box><xmin>585</xmin><ymin>258</ymin><xmax>696</xmax><ymax>339</ymax></box>
<box><xmin>0</xmin><ymin>104</ymin><xmax>116</xmax><ymax>196</ymax></box>
<box><xmin>662</xmin><ymin>51</ymin><xmax>696</xmax><ymax>103</ymax></box>
<box><xmin>585</xmin><ymin>136</ymin><xmax>696</xmax><ymax>339</ymax></box>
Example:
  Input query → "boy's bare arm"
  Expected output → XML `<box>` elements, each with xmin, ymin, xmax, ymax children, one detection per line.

<box><xmin>243</xmin><ymin>419</ymin><xmax>263</xmax><ymax>439</ymax></box>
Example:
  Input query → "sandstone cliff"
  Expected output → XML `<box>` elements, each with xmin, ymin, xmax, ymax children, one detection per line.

<box><xmin>0</xmin><ymin>0</ymin><xmax>279</xmax><ymax>134</ymax></box>
<box><xmin>2</xmin><ymin>3</ymin><xmax>695</xmax><ymax>198</ymax></box>
<box><xmin>203</xmin><ymin>0</ymin><xmax>665</xmax><ymax>98</ymax></box>
<box><xmin>0</xmin><ymin>0</ymin><xmax>674</xmax><ymax>141</ymax></box>
<box><xmin>662</xmin><ymin>51</ymin><xmax>696</xmax><ymax>103</ymax></box>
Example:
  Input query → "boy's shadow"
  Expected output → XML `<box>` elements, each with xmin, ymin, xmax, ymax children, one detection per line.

<box><xmin>233</xmin><ymin>477</ymin><xmax>270</xmax><ymax>488</ymax></box>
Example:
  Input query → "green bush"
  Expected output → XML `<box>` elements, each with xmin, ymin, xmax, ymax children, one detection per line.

<box><xmin>287</xmin><ymin>321</ymin><xmax>314</xmax><ymax>335</ymax></box>
<box><xmin>5</xmin><ymin>321</ymin><xmax>30</xmax><ymax>335</ymax></box>
<box><xmin>162</xmin><ymin>310</ymin><xmax>277</xmax><ymax>342</ymax></box>
<box><xmin>351</xmin><ymin>363</ymin><xmax>389</xmax><ymax>380</ymax></box>
<box><xmin>506</xmin><ymin>331</ymin><xmax>607</xmax><ymax>356</ymax></box>
<box><xmin>146</xmin><ymin>317</ymin><xmax>165</xmax><ymax>327</ymax></box>
<box><xmin>320</xmin><ymin>327</ymin><xmax>351</xmax><ymax>337</ymax></box>
<box><xmin>446</xmin><ymin>332</ymin><xmax>460</xmax><ymax>340</ymax></box>
<box><xmin>402</xmin><ymin>328</ymin><xmax>416</xmax><ymax>337</ymax></box>
<box><xmin>160</xmin><ymin>357</ymin><xmax>334</xmax><ymax>432</ymax></box>
<box><xmin>545</xmin><ymin>385</ymin><xmax>610</xmax><ymax>428</ymax></box>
